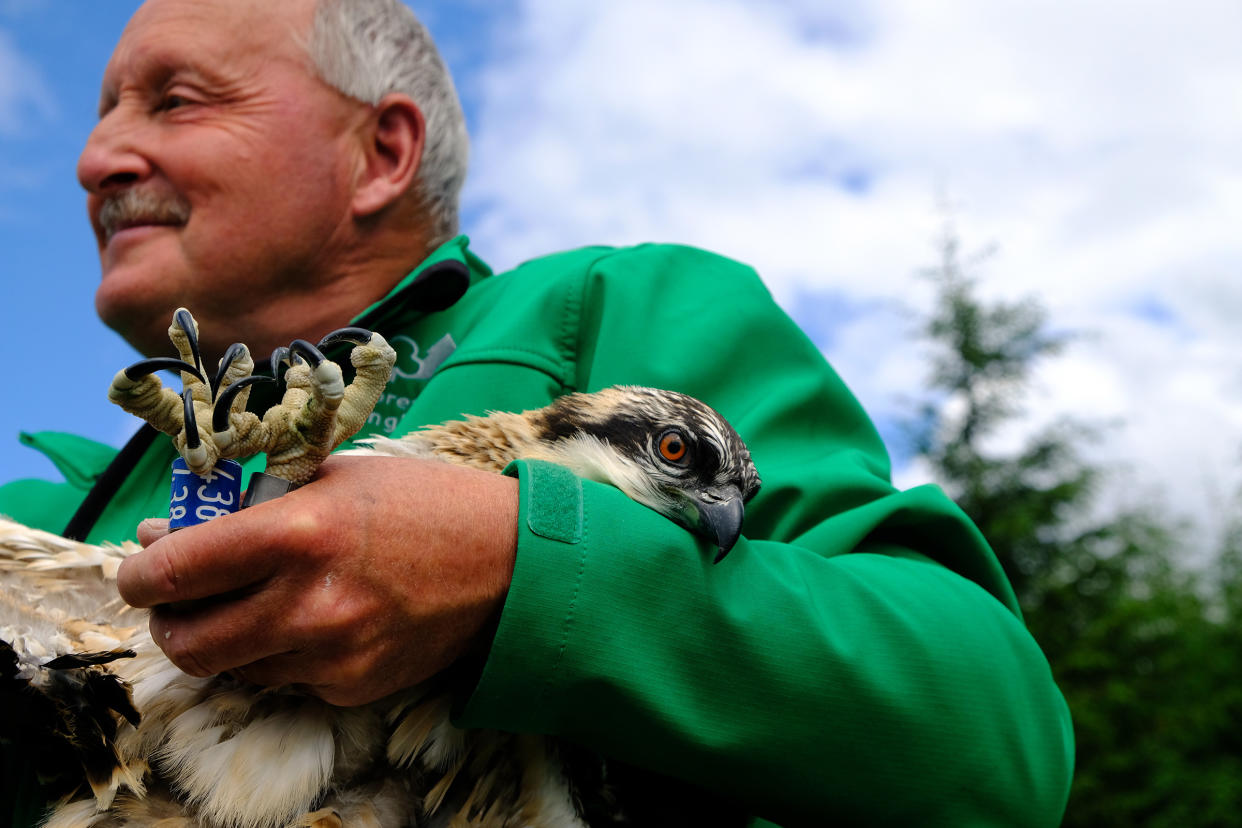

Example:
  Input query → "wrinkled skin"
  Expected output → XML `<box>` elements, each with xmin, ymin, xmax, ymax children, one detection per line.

<box><xmin>108</xmin><ymin>308</ymin><xmax>397</xmax><ymax>484</ymax></box>
<box><xmin>123</xmin><ymin>455</ymin><xmax>518</xmax><ymax>707</ymax></box>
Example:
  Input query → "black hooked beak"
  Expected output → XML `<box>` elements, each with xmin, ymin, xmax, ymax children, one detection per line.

<box><xmin>693</xmin><ymin>486</ymin><xmax>746</xmax><ymax>563</ymax></box>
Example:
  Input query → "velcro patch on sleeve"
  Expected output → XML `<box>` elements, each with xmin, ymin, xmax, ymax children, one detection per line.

<box><xmin>505</xmin><ymin>459</ymin><xmax>583</xmax><ymax>544</ymax></box>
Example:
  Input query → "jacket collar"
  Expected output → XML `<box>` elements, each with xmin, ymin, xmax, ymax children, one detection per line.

<box><xmin>352</xmin><ymin>234</ymin><xmax>491</xmax><ymax>331</ymax></box>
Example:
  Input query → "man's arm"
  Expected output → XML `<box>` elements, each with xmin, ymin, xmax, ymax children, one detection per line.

<box><xmin>463</xmin><ymin>461</ymin><xmax>1073</xmax><ymax>826</ymax></box>
<box><xmin>450</xmin><ymin>245</ymin><xmax>1073</xmax><ymax>826</ymax></box>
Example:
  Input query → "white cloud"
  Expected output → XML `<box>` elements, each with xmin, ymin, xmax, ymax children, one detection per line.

<box><xmin>458</xmin><ymin>0</ymin><xmax>1242</xmax><ymax>547</ymax></box>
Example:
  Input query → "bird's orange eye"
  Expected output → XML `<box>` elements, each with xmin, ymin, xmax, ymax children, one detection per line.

<box><xmin>659</xmin><ymin>430</ymin><xmax>688</xmax><ymax>463</ymax></box>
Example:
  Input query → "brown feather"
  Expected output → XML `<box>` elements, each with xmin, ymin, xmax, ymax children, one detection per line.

<box><xmin>3</xmin><ymin>386</ymin><xmax>759</xmax><ymax>828</ymax></box>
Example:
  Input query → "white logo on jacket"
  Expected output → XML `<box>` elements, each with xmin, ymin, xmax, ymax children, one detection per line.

<box><xmin>391</xmin><ymin>333</ymin><xmax>456</xmax><ymax>380</ymax></box>
<box><xmin>367</xmin><ymin>334</ymin><xmax>457</xmax><ymax>433</ymax></box>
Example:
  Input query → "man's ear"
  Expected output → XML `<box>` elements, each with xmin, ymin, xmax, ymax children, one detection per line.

<box><xmin>351</xmin><ymin>93</ymin><xmax>425</xmax><ymax>218</ymax></box>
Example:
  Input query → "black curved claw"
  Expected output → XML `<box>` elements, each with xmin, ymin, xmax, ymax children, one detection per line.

<box><xmin>317</xmin><ymin>327</ymin><xmax>374</xmax><ymax>350</ymax></box>
<box><xmin>174</xmin><ymin>309</ymin><xmax>203</xmax><ymax>377</ymax></box>
<box><xmin>211</xmin><ymin>343</ymin><xmax>248</xmax><ymax>399</ymax></box>
<box><xmin>270</xmin><ymin>346</ymin><xmax>291</xmax><ymax>388</ymax></box>
<box><xmin>288</xmin><ymin>339</ymin><xmax>327</xmax><ymax>368</ymax></box>
<box><xmin>212</xmin><ymin>375</ymin><xmax>273</xmax><ymax>432</ymax></box>
<box><xmin>181</xmin><ymin>389</ymin><xmax>201</xmax><ymax>450</ymax></box>
<box><xmin>123</xmin><ymin>357</ymin><xmax>205</xmax><ymax>384</ymax></box>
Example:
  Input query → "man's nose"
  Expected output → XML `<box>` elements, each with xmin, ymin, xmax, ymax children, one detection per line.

<box><xmin>77</xmin><ymin>107</ymin><xmax>153</xmax><ymax>195</ymax></box>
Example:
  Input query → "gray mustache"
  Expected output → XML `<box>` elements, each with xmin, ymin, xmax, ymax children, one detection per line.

<box><xmin>98</xmin><ymin>189</ymin><xmax>190</xmax><ymax>239</ymax></box>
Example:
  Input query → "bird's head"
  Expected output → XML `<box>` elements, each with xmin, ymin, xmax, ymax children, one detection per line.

<box><xmin>531</xmin><ymin>386</ymin><xmax>761</xmax><ymax>562</ymax></box>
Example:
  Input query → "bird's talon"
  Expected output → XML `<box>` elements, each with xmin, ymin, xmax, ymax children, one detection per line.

<box><xmin>212</xmin><ymin>343</ymin><xmax>249</xmax><ymax>398</ymax></box>
<box><xmin>288</xmin><ymin>340</ymin><xmax>345</xmax><ymax>402</ymax></box>
<box><xmin>317</xmin><ymin>326</ymin><xmax>374</xmax><ymax>350</ymax></box>
<box><xmin>171</xmin><ymin>308</ymin><xmax>204</xmax><ymax>377</ymax></box>
<box><xmin>180</xmin><ymin>390</ymin><xmax>212</xmax><ymax>473</ymax></box>
<box><xmin>270</xmin><ymin>347</ymin><xmax>291</xmax><ymax>388</ymax></box>
<box><xmin>111</xmin><ymin>309</ymin><xmax>396</xmax><ymax>490</ymax></box>
<box><xmin>181</xmin><ymin>390</ymin><xmax>201</xmax><ymax>452</ymax></box>
<box><xmin>288</xmin><ymin>339</ymin><xmax>326</xmax><ymax>368</ymax></box>
<box><xmin>213</xmin><ymin>376</ymin><xmax>272</xmax><ymax>433</ymax></box>
<box><xmin>122</xmin><ymin>357</ymin><xmax>205</xmax><ymax>384</ymax></box>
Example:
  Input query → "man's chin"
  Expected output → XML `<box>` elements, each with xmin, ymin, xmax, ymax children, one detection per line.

<box><xmin>95</xmin><ymin>271</ymin><xmax>187</xmax><ymax>358</ymax></box>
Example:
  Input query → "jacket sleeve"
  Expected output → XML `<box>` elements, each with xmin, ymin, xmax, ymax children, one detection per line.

<box><xmin>455</xmin><ymin>245</ymin><xmax>1074</xmax><ymax>827</ymax></box>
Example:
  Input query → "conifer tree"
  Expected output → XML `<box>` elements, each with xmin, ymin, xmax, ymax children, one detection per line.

<box><xmin>909</xmin><ymin>224</ymin><xmax>1241</xmax><ymax>826</ymax></box>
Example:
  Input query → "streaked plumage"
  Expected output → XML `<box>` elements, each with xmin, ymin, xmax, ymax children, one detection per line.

<box><xmin>1</xmin><ymin>386</ymin><xmax>759</xmax><ymax>828</ymax></box>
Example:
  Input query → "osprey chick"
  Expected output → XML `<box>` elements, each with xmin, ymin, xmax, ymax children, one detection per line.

<box><xmin>2</xmin><ymin>383</ymin><xmax>760</xmax><ymax>827</ymax></box>
<box><xmin>367</xmin><ymin>386</ymin><xmax>761</xmax><ymax>560</ymax></box>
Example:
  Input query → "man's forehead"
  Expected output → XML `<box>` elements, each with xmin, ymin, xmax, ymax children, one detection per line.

<box><xmin>128</xmin><ymin>0</ymin><xmax>314</xmax><ymax>28</ymax></box>
<box><xmin>107</xmin><ymin>0</ymin><xmax>314</xmax><ymax>80</ymax></box>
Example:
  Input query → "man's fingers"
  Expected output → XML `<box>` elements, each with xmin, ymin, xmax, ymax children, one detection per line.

<box><xmin>234</xmin><ymin>651</ymin><xmax>383</xmax><ymax>707</ymax></box>
<box><xmin>117</xmin><ymin>511</ymin><xmax>275</xmax><ymax>607</ymax></box>
<box><xmin>228</xmin><ymin>653</ymin><xmax>313</xmax><ymax>691</ymax></box>
<box><xmin>137</xmin><ymin>517</ymin><xmax>170</xmax><ymax>547</ymax></box>
<box><xmin>149</xmin><ymin>595</ymin><xmax>289</xmax><ymax>677</ymax></box>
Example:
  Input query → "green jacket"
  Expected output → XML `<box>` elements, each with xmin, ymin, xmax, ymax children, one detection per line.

<box><xmin>1</xmin><ymin>237</ymin><xmax>1073</xmax><ymax>826</ymax></box>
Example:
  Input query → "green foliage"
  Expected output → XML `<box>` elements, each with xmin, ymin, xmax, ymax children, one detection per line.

<box><xmin>910</xmin><ymin>226</ymin><xmax>1242</xmax><ymax>826</ymax></box>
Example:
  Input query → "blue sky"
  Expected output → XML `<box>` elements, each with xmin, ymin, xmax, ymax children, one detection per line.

<box><xmin>2</xmin><ymin>1</ymin><xmax>1240</xmax><ymax>550</ymax></box>
<box><xmin>0</xmin><ymin>2</ymin><xmax>140</xmax><ymax>483</ymax></box>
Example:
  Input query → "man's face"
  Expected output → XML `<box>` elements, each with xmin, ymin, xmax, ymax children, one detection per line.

<box><xmin>78</xmin><ymin>0</ymin><xmax>366</xmax><ymax>357</ymax></box>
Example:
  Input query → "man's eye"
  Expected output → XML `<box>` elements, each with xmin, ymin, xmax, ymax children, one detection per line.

<box><xmin>159</xmin><ymin>94</ymin><xmax>192</xmax><ymax>111</ymax></box>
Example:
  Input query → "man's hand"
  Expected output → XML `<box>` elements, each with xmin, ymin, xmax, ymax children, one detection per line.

<box><xmin>118</xmin><ymin>455</ymin><xmax>519</xmax><ymax>706</ymax></box>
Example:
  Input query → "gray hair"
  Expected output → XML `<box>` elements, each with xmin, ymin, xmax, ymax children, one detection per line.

<box><xmin>308</xmin><ymin>0</ymin><xmax>468</xmax><ymax>246</ymax></box>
